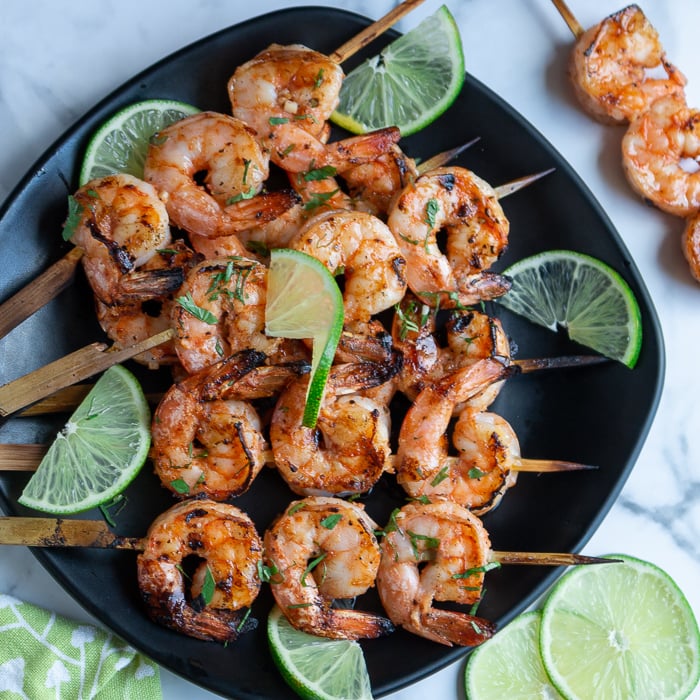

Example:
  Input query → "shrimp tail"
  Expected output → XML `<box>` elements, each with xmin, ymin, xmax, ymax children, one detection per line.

<box><xmin>326</xmin><ymin>608</ymin><xmax>395</xmax><ymax>640</ymax></box>
<box><xmin>138</xmin><ymin>560</ymin><xmax>257</xmax><ymax>643</ymax></box>
<box><xmin>116</xmin><ymin>267</ymin><xmax>185</xmax><ymax>302</ymax></box>
<box><xmin>329</xmin><ymin>127</ymin><xmax>402</xmax><ymax>172</ymax></box>
<box><xmin>330</xmin><ymin>352</ymin><xmax>403</xmax><ymax>395</ymax></box>
<box><xmin>222</xmin><ymin>189</ymin><xmax>302</xmax><ymax>233</ymax></box>
<box><xmin>194</xmin><ymin>349</ymin><xmax>268</xmax><ymax>400</ymax></box>
<box><xmin>217</xmin><ymin>360</ymin><xmax>312</xmax><ymax>401</ymax></box>
<box><xmin>421</xmin><ymin>608</ymin><xmax>495</xmax><ymax>647</ymax></box>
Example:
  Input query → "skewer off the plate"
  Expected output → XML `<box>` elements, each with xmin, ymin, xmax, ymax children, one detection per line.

<box><xmin>550</xmin><ymin>0</ymin><xmax>584</xmax><ymax>39</ymax></box>
<box><xmin>0</xmin><ymin>328</ymin><xmax>174</xmax><ymax>421</ymax></box>
<box><xmin>330</xmin><ymin>0</ymin><xmax>427</xmax><ymax>63</ymax></box>
<box><xmin>0</xmin><ymin>515</ymin><xmax>617</xmax><ymax>567</ymax></box>
<box><xmin>0</xmin><ymin>248</ymin><xmax>83</xmax><ymax>341</ymax></box>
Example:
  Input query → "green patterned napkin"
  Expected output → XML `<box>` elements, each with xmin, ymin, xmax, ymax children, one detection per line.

<box><xmin>0</xmin><ymin>594</ymin><xmax>161</xmax><ymax>699</ymax></box>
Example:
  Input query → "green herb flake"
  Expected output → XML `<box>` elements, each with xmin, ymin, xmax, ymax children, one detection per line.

<box><xmin>226</xmin><ymin>186</ymin><xmax>257</xmax><ymax>205</ymax></box>
<box><xmin>300</xmin><ymin>553</ymin><xmax>327</xmax><ymax>587</ymax></box>
<box><xmin>176</xmin><ymin>292</ymin><xmax>218</xmax><ymax>324</ymax></box>
<box><xmin>170</xmin><ymin>478</ymin><xmax>190</xmax><ymax>495</ymax></box>
<box><xmin>269</xmin><ymin>116</ymin><xmax>290</xmax><ymax>125</ymax></box>
<box><xmin>408</xmin><ymin>530</ymin><xmax>440</xmax><ymax>561</ymax></box>
<box><xmin>430</xmin><ymin>465</ymin><xmax>450</xmax><ymax>487</ymax></box>
<box><xmin>320</xmin><ymin>514</ymin><xmax>342</xmax><ymax>530</ymax></box>
<box><xmin>303</xmin><ymin>189</ymin><xmax>339</xmax><ymax>211</ymax></box>
<box><xmin>424</xmin><ymin>198</ymin><xmax>440</xmax><ymax>229</ymax></box>
<box><xmin>62</xmin><ymin>196</ymin><xmax>84</xmax><ymax>241</ymax></box>
<box><xmin>313</xmin><ymin>69</ymin><xmax>324</xmax><ymax>89</ymax></box>
<box><xmin>453</xmin><ymin>562</ymin><xmax>501</xmax><ymax>579</ymax></box>
<box><xmin>257</xmin><ymin>560</ymin><xmax>283</xmax><ymax>584</ymax></box>
<box><xmin>303</xmin><ymin>165</ymin><xmax>337</xmax><ymax>182</ymax></box>
<box><xmin>468</xmin><ymin>467</ymin><xmax>487</xmax><ymax>479</ymax></box>
<box><xmin>200</xmin><ymin>565</ymin><xmax>216</xmax><ymax>606</ymax></box>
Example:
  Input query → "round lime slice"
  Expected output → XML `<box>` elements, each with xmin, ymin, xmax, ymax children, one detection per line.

<box><xmin>540</xmin><ymin>554</ymin><xmax>700</xmax><ymax>700</ymax></box>
<box><xmin>331</xmin><ymin>5</ymin><xmax>465</xmax><ymax>136</ymax></box>
<box><xmin>496</xmin><ymin>250</ymin><xmax>643</xmax><ymax>368</ymax></box>
<box><xmin>465</xmin><ymin>610</ymin><xmax>564</xmax><ymax>699</ymax></box>
<box><xmin>79</xmin><ymin>98</ymin><xmax>200</xmax><ymax>185</ymax></box>
<box><xmin>267</xmin><ymin>604</ymin><xmax>373</xmax><ymax>700</ymax></box>
<box><xmin>265</xmin><ymin>248</ymin><xmax>344</xmax><ymax>429</ymax></box>
<box><xmin>18</xmin><ymin>365</ymin><xmax>151</xmax><ymax>514</ymax></box>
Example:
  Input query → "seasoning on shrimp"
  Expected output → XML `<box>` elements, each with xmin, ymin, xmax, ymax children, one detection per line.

<box><xmin>376</xmin><ymin>500</ymin><xmax>496</xmax><ymax>646</ymax></box>
<box><xmin>568</xmin><ymin>4</ymin><xmax>686</xmax><ymax>125</ymax></box>
<box><xmin>263</xmin><ymin>496</ymin><xmax>394</xmax><ymax>640</ymax></box>
<box><xmin>137</xmin><ymin>499</ymin><xmax>263</xmax><ymax>642</ymax></box>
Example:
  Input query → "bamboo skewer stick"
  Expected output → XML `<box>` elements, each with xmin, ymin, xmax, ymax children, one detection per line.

<box><xmin>0</xmin><ymin>328</ymin><xmax>174</xmax><ymax>421</ymax></box>
<box><xmin>0</xmin><ymin>515</ymin><xmax>617</xmax><ymax>567</ymax></box>
<box><xmin>416</xmin><ymin>138</ymin><xmax>481</xmax><ymax>174</ymax></box>
<box><xmin>550</xmin><ymin>0</ymin><xmax>584</xmax><ymax>39</ymax></box>
<box><xmin>0</xmin><ymin>445</ymin><xmax>597</xmax><ymax>474</ymax></box>
<box><xmin>0</xmin><ymin>248</ymin><xmax>84</xmax><ymax>341</ymax></box>
<box><xmin>329</xmin><ymin>0</ymin><xmax>427</xmax><ymax>64</ymax></box>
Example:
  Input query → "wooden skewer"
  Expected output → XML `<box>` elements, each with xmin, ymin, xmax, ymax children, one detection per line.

<box><xmin>0</xmin><ymin>328</ymin><xmax>174</xmax><ymax>422</ymax></box>
<box><xmin>494</xmin><ymin>168</ymin><xmax>556</xmax><ymax>199</ymax></box>
<box><xmin>0</xmin><ymin>247</ymin><xmax>84</xmax><ymax>341</ymax></box>
<box><xmin>550</xmin><ymin>0</ymin><xmax>584</xmax><ymax>39</ymax></box>
<box><xmin>329</xmin><ymin>0</ymin><xmax>427</xmax><ymax>64</ymax></box>
<box><xmin>0</xmin><ymin>445</ymin><xmax>597</xmax><ymax>474</ymax></box>
<box><xmin>417</xmin><ymin>138</ymin><xmax>481</xmax><ymax>174</ymax></box>
<box><xmin>0</xmin><ymin>515</ymin><xmax>617</xmax><ymax>567</ymax></box>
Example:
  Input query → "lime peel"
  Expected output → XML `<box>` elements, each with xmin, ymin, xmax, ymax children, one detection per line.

<box><xmin>18</xmin><ymin>364</ymin><xmax>151</xmax><ymax>515</ymax></box>
<box><xmin>496</xmin><ymin>249</ymin><xmax>643</xmax><ymax>368</ymax></box>
<box><xmin>79</xmin><ymin>98</ymin><xmax>200</xmax><ymax>185</ymax></box>
<box><xmin>267</xmin><ymin>604</ymin><xmax>373</xmax><ymax>700</ymax></box>
<box><xmin>265</xmin><ymin>249</ymin><xmax>344</xmax><ymax>429</ymax></box>
<box><xmin>331</xmin><ymin>5</ymin><xmax>465</xmax><ymax>136</ymax></box>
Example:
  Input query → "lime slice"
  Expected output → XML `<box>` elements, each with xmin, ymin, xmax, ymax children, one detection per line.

<box><xmin>79</xmin><ymin>98</ymin><xmax>200</xmax><ymax>185</ymax></box>
<box><xmin>331</xmin><ymin>5</ymin><xmax>464</xmax><ymax>137</ymax></box>
<box><xmin>267</xmin><ymin>604</ymin><xmax>373</xmax><ymax>700</ymax></box>
<box><xmin>265</xmin><ymin>249</ymin><xmax>344</xmax><ymax>429</ymax></box>
<box><xmin>496</xmin><ymin>250</ymin><xmax>642</xmax><ymax>368</ymax></box>
<box><xmin>18</xmin><ymin>365</ymin><xmax>151</xmax><ymax>514</ymax></box>
<box><xmin>465</xmin><ymin>610</ymin><xmax>564</xmax><ymax>700</ymax></box>
<box><xmin>540</xmin><ymin>554</ymin><xmax>700</xmax><ymax>700</ymax></box>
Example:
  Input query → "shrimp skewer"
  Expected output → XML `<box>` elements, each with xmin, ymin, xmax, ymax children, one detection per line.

<box><xmin>395</xmin><ymin>359</ymin><xmax>595</xmax><ymax>515</ymax></box>
<box><xmin>376</xmin><ymin>500</ymin><xmax>617</xmax><ymax>646</ymax></box>
<box><xmin>263</xmin><ymin>496</ymin><xmax>394</xmax><ymax>640</ymax></box>
<box><xmin>553</xmin><ymin>1</ymin><xmax>686</xmax><ymax>124</ymax></box>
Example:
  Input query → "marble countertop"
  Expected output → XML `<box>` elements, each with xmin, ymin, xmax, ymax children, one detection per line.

<box><xmin>1</xmin><ymin>1</ymin><xmax>699</xmax><ymax>698</ymax></box>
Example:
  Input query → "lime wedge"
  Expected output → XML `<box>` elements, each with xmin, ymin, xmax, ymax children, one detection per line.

<box><xmin>540</xmin><ymin>554</ymin><xmax>700</xmax><ymax>700</ymax></box>
<box><xmin>465</xmin><ymin>611</ymin><xmax>564</xmax><ymax>700</ymax></box>
<box><xmin>18</xmin><ymin>365</ymin><xmax>151</xmax><ymax>514</ymax></box>
<box><xmin>331</xmin><ymin>5</ymin><xmax>464</xmax><ymax>136</ymax></box>
<box><xmin>267</xmin><ymin>604</ymin><xmax>373</xmax><ymax>700</ymax></box>
<box><xmin>265</xmin><ymin>249</ymin><xmax>344</xmax><ymax>429</ymax></box>
<box><xmin>496</xmin><ymin>250</ymin><xmax>642</xmax><ymax>368</ymax></box>
<box><xmin>79</xmin><ymin>98</ymin><xmax>200</xmax><ymax>185</ymax></box>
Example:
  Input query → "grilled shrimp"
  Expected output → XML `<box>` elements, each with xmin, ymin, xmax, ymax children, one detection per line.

<box><xmin>568</xmin><ymin>4</ymin><xmax>686</xmax><ymax>125</ymax></box>
<box><xmin>137</xmin><ymin>499</ymin><xmax>263</xmax><ymax>642</ymax></box>
<box><xmin>621</xmin><ymin>94</ymin><xmax>700</xmax><ymax>217</ymax></box>
<box><xmin>376</xmin><ymin>500</ymin><xmax>495</xmax><ymax>646</ymax></box>
<box><xmin>387</xmin><ymin>166</ymin><xmax>511</xmax><ymax>308</ymax></box>
<box><xmin>393</xmin><ymin>293</ymin><xmax>513</xmax><ymax>411</ymax></box>
<box><xmin>144</xmin><ymin>111</ymin><xmax>297</xmax><ymax>239</ymax></box>
<box><xmin>66</xmin><ymin>173</ymin><xmax>175</xmax><ymax>306</ymax></box>
<box><xmin>151</xmin><ymin>350</ymin><xmax>276</xmax><ymax>500</ymax></box>
<box><xmin>396</xmin><ymin>359</ymin><xmax>518</xmax><ymax>514</ymax></box>
<box><xmin>290</xmin><ymin>209</ymin><xmax>407</xmax><ymax>324</ymax></box>
<box><xmin>270</xmin><ymin>361</ymin><xmax>397</xmax><ymax>496</ymax></box>
<box><xmin>682</xmin><ymin>212</ymin><xmax>700</xmax><ymax>283</ymax></box>
<box><xmin>263</xmin><ymin>496</ymin><xmax>394</xmax><ymax>640</ymax></box>
<box><xmin>228</xmin><ymin>43</ymin><xmax>401</xmax><ymax>174</ymax></box>
<box><xmin>171</xmin><ymin>257</ymin><xmax>305</xmax><ymax>374</ymax></box>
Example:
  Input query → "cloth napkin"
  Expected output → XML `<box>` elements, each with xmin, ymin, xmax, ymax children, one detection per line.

<box><xmin>0</xmin><ymin>594</ymin><xmax>161</xmax><ymax>699</ymax></box>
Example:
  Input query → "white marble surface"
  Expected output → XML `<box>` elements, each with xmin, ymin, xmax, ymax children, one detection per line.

<box><xmin>1</xmin><ymin>1</ymin><xmax>699</xmax><ymax>698</ymax></box>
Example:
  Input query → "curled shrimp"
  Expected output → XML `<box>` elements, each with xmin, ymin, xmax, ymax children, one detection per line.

<box><xmin>387</xmin><ymin>167</ymin><xmax>511</xmax><ymax>308</ymax></box>
<box><xmin>151</xmin><ymin>350</ymin><xmax>276</xmax><ymax>500</ymax></box>
<box><xmin>291</xmin><ymin>209</ymin><xmax>407</xmax><ymax>323</ymax></box>
<box><xmin>395</xmin><ymin>359</ymin><xmax>519</xmax><ymax>514</ymax></box>
<box><xmin>228</xmin><ymin>44</ymin><xmax>401</xmax><ymax>174</ymax></box>
<box><xmin>137</xmin><ymin>499</ymin><xmax>263</xmax><ymax>642</ymax></box>
<box><xmin>171</xmin><ymin>256</ymin><xmax>305</xmax><ymax>374</ymax></box>
<box><xmin>376</xmin><ymin>500</ymin><xmax>495</xmax><ymax>647</ymax></box>
<box><xmin>270</xmin><ymin>360</ymin><xmax>399</xmax><ymax>496</ymax></box>
<box><xmin>393</xmin><ymin>294</ymin><xmax>513</xmax><ymax>411</ymax></box>
<box><xmin>622</xmin><ymin>94</ymin><xmax>700</xmax><ymax>216</ymax></box>
<box><xmin>263</xmin><ymin>496</ymin><xmax>394</xmax><ymax>640</ymax></box>
<box><xmin>569</xmin><ymin>4</ymin><xmax>686</xmax><ymax>125</ymax></box>
<box><xmin>66</xmin><ymin>173</ymin><xmax>175</xmax><ymax>306</ymax></box>
<box><xmin>144</xmin><ymin>111</ymin><xmax>296</xmax><ymax>239</ymax></box>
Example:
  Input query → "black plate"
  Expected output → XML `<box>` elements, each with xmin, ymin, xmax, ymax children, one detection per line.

<box><xmin>0</xmin><ymin>6</ymin><xmax>664</xmax><ymax>699</ymax></box>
